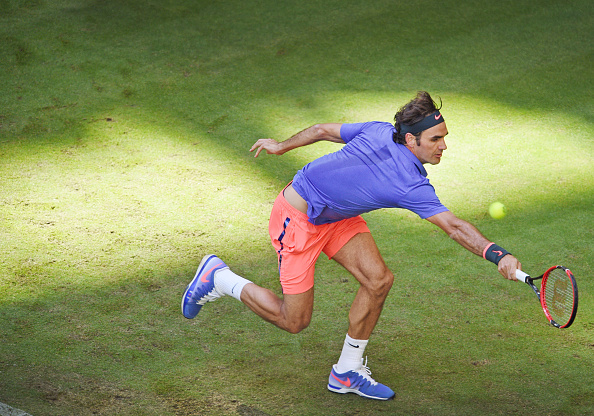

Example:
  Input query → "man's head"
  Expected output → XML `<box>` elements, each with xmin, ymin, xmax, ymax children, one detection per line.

<box><xmin>393</xmin><ymin>91</ymin><xmax>448</xmax><ymax>165</ymax></box>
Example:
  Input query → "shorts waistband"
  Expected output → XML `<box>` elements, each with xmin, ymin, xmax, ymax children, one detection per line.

<box><xmin>277</xmin><ymin>183</ymin><xmax>310</xmax><ymax>222</ymax></box>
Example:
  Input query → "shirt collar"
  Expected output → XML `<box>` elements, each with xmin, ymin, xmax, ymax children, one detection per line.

<box><xmin>396</xmin><ymin>144</ymin><xmax>428</xmax><ymax>177</ymax></box>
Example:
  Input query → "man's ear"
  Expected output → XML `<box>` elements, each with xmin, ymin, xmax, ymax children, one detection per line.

<box><xmin>405</xmin><ymin>132</ymin><xmax>417</xmax><ymax>148</ymax></box>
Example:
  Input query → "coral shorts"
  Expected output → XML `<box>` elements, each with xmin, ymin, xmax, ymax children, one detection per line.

<box><xmin>268</xmin><ymin>187</ymin><xmax>370</xmax><ymax>295</ymax></box>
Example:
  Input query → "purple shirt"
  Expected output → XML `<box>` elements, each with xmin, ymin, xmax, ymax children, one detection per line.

<box><xmin>291</xmin><ymin>121</ymin><xmax>448</xmax><ymax>225</ymax></box>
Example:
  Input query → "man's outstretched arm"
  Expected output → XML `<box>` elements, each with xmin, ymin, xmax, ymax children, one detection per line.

<box><xmin>426</xmin><ymin>210</ymin><xmax>522</xmax><ymax>281</ymax></box>
<box><xmin>250</xmin><ymin>123</ymin><xmax>344</xmax><ymax>157</ymax></box>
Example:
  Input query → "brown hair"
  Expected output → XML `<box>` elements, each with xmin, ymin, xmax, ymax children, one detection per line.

<box><xmin>393</xmin><ymin>91</ymin><xmax>442</xmax><ymax>144</ymax></box>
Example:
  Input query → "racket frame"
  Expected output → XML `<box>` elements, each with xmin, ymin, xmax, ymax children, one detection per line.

<box><xmin>515</xmin><ymin>266</ymin><xmax>578</xmax><ymax>329</ymax></box>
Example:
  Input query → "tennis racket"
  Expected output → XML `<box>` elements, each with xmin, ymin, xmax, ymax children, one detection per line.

<box><xmin>515</xmin><ymin>266</ymin><xmax>578</xmax><ymax>329</ymax></box>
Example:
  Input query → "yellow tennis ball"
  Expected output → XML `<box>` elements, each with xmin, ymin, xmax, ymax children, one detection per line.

<box><xmin>489</xmin><ymin>202</ymin><xmax>506</xmax><ymax>219</ymax></box>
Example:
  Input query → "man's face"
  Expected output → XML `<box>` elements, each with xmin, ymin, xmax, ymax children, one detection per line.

<box><xmin>406</xmin><ymin>122</ymin><xmax>448</xmax><ymax>165</ymax></box>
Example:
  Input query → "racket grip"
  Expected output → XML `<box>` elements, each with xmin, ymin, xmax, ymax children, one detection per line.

<box><xmin>515</xmin><ymin>270</ymin><xmax>529</xmax><ymax>283</ymax></box>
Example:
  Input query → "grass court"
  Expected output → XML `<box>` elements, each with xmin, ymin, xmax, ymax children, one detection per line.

<box><xmin>1</xmin><ymin>0</ymin><xmax>593</xmax><ymax>415</ymax></box>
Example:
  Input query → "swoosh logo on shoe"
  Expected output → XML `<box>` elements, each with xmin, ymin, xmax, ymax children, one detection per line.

<box><xmin>200</xmin><ymin>262</ymin><xmax>224</xmax><ymax>283</ymax></box>
<box><xmin>435</xmin><ymin>113</ymin><xmax>442</xmax><ymax>120</ymax></box>
<box><xmin>331</xmin><ymin>372</ymin><xmax>351</xmax><ymax>387</ymax></box>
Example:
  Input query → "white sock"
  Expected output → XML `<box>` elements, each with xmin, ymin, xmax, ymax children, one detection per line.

<box><xmin>335</xmin><ymin>334</ymin><xmax>368</xmax><ymax>373</ymax></box>
<box><xmin>214</xmin><ymin>268</ymin><xmax>252</xmax><ymax>301</ymax></box>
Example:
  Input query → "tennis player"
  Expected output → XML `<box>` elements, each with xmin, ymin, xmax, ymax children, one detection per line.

<box><xmin>182</xmin><ymin>91</ymin><xmax>521</xmax><ymax>400</ymax></box>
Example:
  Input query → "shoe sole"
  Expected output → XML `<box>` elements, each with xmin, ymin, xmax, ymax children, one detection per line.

<box><xmin>327</xmin><ymin>384</ymin><xmax>395</xmax><ymax>401</ymax></box>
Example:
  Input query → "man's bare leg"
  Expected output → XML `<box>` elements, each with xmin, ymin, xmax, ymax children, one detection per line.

<box><xmin>240</xmin><ymin>285</ymin><xmax>314</xmax><ymax>334</ymax></box>
<box><xmin>324</xmin><ymin>232</ymin><xmax>395</xmax><ymax>400</ymax></box>
<box><xmin>332</xmin><ymin>232</ymin><xmax>394</xmax><ymax>340</ymax></box>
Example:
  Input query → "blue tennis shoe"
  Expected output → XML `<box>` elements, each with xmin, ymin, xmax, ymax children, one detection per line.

<box><xmin>182</xmin><ymin>254</ymin><xmax>228</xmax><ymax>319</ymax></box>
<box><xmin>327</xmin><ymin>358</ymin><xmax>395</xmax><ymax>401</ymax></box>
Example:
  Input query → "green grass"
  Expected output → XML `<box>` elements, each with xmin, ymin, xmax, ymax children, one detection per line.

<box><xmin>1</xmin><ymin>0</ymin><xmax>593</xmax><ymax>415</ymax></box>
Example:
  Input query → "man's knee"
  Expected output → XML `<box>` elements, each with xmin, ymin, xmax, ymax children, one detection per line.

<box><xmin>284</xmin><ymin>316</ymin><xmax>311</xmax><ymax>334</ymax></box>
<box><xmin>279</xmin><ymin>290</ymin><xmax>314</xmax><ymax>334</ymax></box>
<box><xmin>364</xmin><ymin>267</ymin><xmax>394</xmax><ymax>297</ymax></box>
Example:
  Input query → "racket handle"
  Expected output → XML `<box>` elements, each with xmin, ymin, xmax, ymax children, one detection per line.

<box><xmin>515</xmin><ymin>270</ymin><xmax>529</xmax><ymax>283</ymax></box>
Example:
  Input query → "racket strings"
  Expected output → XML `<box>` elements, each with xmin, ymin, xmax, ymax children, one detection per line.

<box><xmin>542</xmin><ymin>268</ymin><xmax>575</xmax><ymax>326</ymax></box>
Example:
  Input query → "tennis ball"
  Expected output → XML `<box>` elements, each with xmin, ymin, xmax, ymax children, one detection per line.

<box><xmin>489</xmin><ymin>202</ymin><xmax>506</xmax><ymax>219</ymax></box>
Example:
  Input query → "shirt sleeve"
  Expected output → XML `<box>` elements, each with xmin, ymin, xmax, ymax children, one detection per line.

<box><xmin>399</xmin><ymin>184</ymin><xmax>449</xmax><ymax>219</ymax></box>
<box><xmin>339</xmin><ymin>123</ymin><xmax>367</xmax><ymax>143</ymax></box>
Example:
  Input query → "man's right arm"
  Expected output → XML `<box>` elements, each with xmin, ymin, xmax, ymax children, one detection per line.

<box><xmin>426</xmin><ymin>210</ymin><xmax>521</xmax><ymax>281</ymax></box>
<box><xmin>250</xmin><ymin>124</ymin><xmax>344</xmax><ymax>158</ymax></box>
